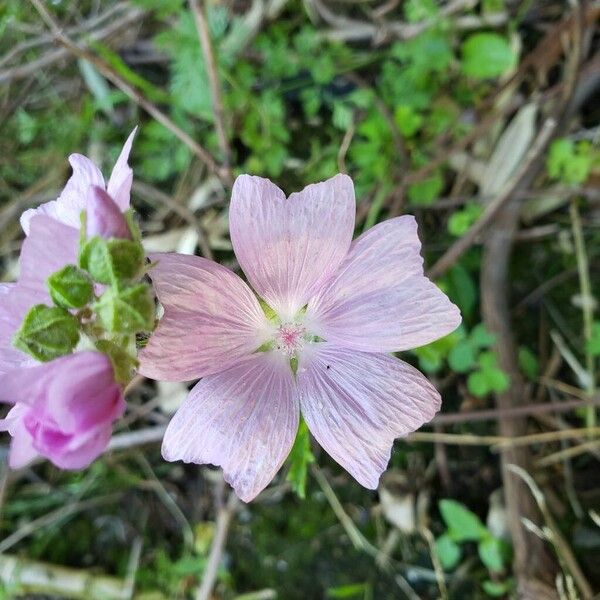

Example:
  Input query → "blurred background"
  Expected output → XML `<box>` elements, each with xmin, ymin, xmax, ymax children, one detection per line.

<box><xmin>0</xmin><ymin>1</ymin><xmax>599</xmax><ymax>598</ymax></box>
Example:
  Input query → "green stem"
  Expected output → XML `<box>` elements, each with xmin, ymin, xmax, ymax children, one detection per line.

<box><xmin>570</xmin><ymin>199</ymin><xmax>596</xmax><ymax>428</ymax></box>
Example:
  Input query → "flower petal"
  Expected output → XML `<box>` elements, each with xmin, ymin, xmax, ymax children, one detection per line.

<box><xmin>21</xmin><ymin>154</ymin><xmax>104</xmax><ymax>234</ymax></box>
<box><xmin>0</xmin><ymin>284</ymin><xmax>44</xmax><ymax>376</ymax></box>
<box><xmin>229</xmin><ymin>174</ymin><xmax>355</xmax><ymax>320</ymax></box>
<box><xmin>298</xmin><ymin>344</ymin><xmax>441</xmax><ymax>489</ymax></box>
<box><xmin>106</xmin><ymin>127</ymin><xmax>137</xmax><ymax>211</ymax></box>
<box><xmin>1</xmin><ymin>406</ymin><xmax>39</xmax><ymax>469</ymax></box>
<box><xmin>307</xmin><ymin>216</ymin><xmax>461</xmax><ymax>352</ymax></box>
<box><xmin>162</xmin><ymin>352</ymin><xmax>299</xmax><ymax>502</ymax></box>
<box><xmin>139</xmin><ymin>253</ymin><xmax>272</xmax><ymax>381</ymax></box>
<box><xmin>19</xmin><ymin>216</ymin><xmax>80</xmax><ymax>289</ymax></box>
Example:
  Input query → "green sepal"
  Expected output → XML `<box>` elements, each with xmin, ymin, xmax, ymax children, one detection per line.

<box><xmin>95</xmin><ymin>339</ymin><xmax>138</xmax><ymax>386</ymax></box>
<box><xmin>13</xmin><ymin>304</ymin><xmax>80</xmax><ymax>361</ymax></box>
<box><xmin>80</xmin><ymin>236</ymin><xmax>145</xmax><ymax>284</ymax></box>
<box><xmin>47</xmin><ymin>264</ymin><xmax>94</xmax><ymax>309</ymax></box>
<box><xmin>286</xmin><ymin>418</ymin><xmax>315</xmax><ymax>499</ymax></box>
<box><xmin>93</xmin><ymin>283</ymin><xmax>155</xmax><ymax>334</ymax></box>
<box><xmin>124</xmin><ymin>209</ymin><xmax>142</xmax><ymax>242</ymax></box>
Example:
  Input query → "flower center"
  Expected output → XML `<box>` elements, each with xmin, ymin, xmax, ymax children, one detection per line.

<box><xmin>275</xmin><ymin>323</ymin><xmax>306</xmax><ymax>357</ymax></box>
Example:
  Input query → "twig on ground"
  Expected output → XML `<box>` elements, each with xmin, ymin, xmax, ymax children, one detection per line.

<box><xmin>427</xmin><ymin>118</ymin><xmax>557</xmax><ymax>279</ymax></box>
<box><xmin>196</xmin><ymin>490</ymin><xmax>238</xmax><ymax>600</ymax></box>
<box><xmin>189</xmin><ymin>0</ymin><xmax>232</xmax><ymax>174</ymax></box>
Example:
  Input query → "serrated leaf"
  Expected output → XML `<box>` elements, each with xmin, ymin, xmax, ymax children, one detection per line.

<box><xmin>47</xmin><ymin>265</ymin><xmax>93</xmax><ymax>309</ymax></box>
<box><xmin>13</xmin><ymin>304</ymin><xmax>80</xmax><ymax>362</ymax></box>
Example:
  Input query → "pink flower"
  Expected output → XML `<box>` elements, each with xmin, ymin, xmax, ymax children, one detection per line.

<box><xmin>18</xmin><ymin>129</ymin><xmax>137</xmax><ymax>285</ymax></box>
<box><xmin>139</xmin><ymin>174</ymin><xmax>461</xmax><ymax>502</ymax></box>
<box><xmin>0</xmin><ymin>351</ymin><xmax>125</xmax><ymax>469</ymax></box>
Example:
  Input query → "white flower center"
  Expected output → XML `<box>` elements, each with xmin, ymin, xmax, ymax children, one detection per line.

<box><xmin>274</xmin><ymin>322</ymin><xmax>306</xmax><ymax>357</ymax></box>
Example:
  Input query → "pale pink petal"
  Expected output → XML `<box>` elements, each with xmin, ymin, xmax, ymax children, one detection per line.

<box><xmin>0</xmin><ymin>284</ymin><xmax>44</xmax><ymax>375</ymax></box>
<box><xmin>139</xmin><ymin>253</ymin><xmax>272</xmax><ymax>381</ymax></box>
<box><xmin>307</xmin><ymin>217</ymin><xmax>461</xmax><ymax>353</ymax></box>
<box><xmin>162</xmin><ymin>352</ymin><xmax>299</xmax><ymax>502</ymax></box>
<box><xmin>86</xmin><ymin>186</ymin><xmax>130</xmax><ymax>239</ymax></box>
<box><xmin>21</xmin><ymin>154</ymin><xmax>104</xmax><ymax>234</ymax></box>
<box><xmin>19</xmin><ymin>216</ymin><xmax>80</xmax><ymax>288</ymax></box>
<box><xmin>298</xmin><ymin>344</ymin><xmax>441</xmax><ymax>489</ymax></box>
<box><xmin>229</xmin><ymin>174</ymin><xmax>355</xmax><ymax>320</ymax></box>
<box><xmin>1</xmin><ymin>406</ymin><xmax>39</xmax><ymax>469</ymax></box>
<box><xmin>0</xmin><ymin>283</ymin><xmax>14</xmax><ymax>296</ymax></box>
<box><xmin>43</xmin><ymin>425</ymin><xmax>113</xmax><ymax>470</ymax></box>
<box><xmin>106</xmin><ymin>127</ymin><xmax>137</xmax><ymax>211</ymax></box>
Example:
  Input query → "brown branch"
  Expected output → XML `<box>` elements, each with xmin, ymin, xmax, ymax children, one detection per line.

<box><xmin>189</xmin><ymin>0</ymin><xmax>232</xmax><ymax>173</ymax></box>
<box><xmin>28</xmin><ymin>0</ymin><xmax>230</xmax><ymax>184</ymax></box>
<box><xmin>196</xmin><ymin>491</ymin><xmax>238</xmax><ymax>600</ymax></box>
<box><xmin>427</xmin><ymin>118</ymin><xmax>556</xmax><ymax>280</ymax></box>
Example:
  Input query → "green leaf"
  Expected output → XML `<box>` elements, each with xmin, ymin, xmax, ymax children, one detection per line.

<box><xmin>326</xmin><ymin>583</ymin><xmax>369</xmax><ymax>599</ymax></box>
<box><xmin>448</xmin><ymin>203</ymin><xmax>483</xmax><ymax>237</ymax></box>
<box><xmin>478</xmin><ymin>535</ymin><xmax>507</xmax><ymax>572</ymax></box>
<box><xmin>435</xmin><ymin>534</ymin><xmax>462</xmax><ymax>571</ymax></box>
<box><xmin>484</xmin><ymin>367</ymin><xmax>510</xmax><ymax>392</ymax></box>
<box><xmin>394</xmin><ymin>105</ymin><xmax>423</xmax><ymax>137</ymax></box>
<box><xmin>408</xmin><ymin>171</ymin><xmax>444</xmax><ymax>206</ymax></box>
<box><xmin>461</xmin><ymin>33</ymin><xmax>516</xmax><ymax>79</ymax></box>
<box><xmin>286</xmin><ymin>419</ymin><xmax>315</xmax><ymax>499</ymax></box>
<box><xmin>78</xmin><ymin>59</ymin><xmax>114</xmax><ymax>116</ymax></box>
<box><xmin>439</xmin><ymin>499</ymin><xmax>488</xmax><ymax>542</ymax></box>
<box><xmin>93</xmin><ymin>284</ymin><xmax>155</xmax><ymax>334</ymax></box>
<box><xmin>482</xmin><ymin>579</ymin><xmax>512</xmax><ymax>597</ymax></box>
<box><xmin>478</xmin><ymin>350</ymin><xmax>498</xmax><ymax>370</ymax></box>
<box><xmin>518</xmin><ymin>347</ymin><xmax>539</xmax><ymax>380</ymax></box>
<box><xmin>470</xmin><ymin>324</ymin><xmax>496</xmax><ymax>349</ymax></box>
<box><xmin>446</xmin><ymin>264</ymin><xmax>477</xmax><ymax>318</ymax></box>
<box><xmin>468</xmin><ymin>370</ymin><xmax>490</xmax><ymax>397</ymax></box>
<box><xmin>80</xmin><ymin>237</ymin><xmax>145</xmax><ymax>285</ymax></box>
<box><xmin>13</xmin><ymin>304</ymin><xmax>80</xmax><ymax>362</ymax></box>
<box><xmin>47</xmin><ymin>265</ymin><xmax>94</xmax><ymax>309</ymax></box>
<box><xmin>448</xmin><ymin>341</ymin><xmax>476</xmax><ymax>373</ymax></box>
<box><xmin>414</xmin><ymin>344</ymin><xmax>443</xmax><ymax>373</ymax></box>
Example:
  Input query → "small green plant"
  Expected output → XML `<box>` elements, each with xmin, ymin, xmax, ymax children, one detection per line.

<box><xmin>436</xmin><ymin>499</ymin><xmax>512</xmax><ymax>596</ymax></box>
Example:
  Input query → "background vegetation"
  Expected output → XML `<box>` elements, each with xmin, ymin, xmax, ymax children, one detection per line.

<box><xmin>0</xmin><ymin>0</ymin><xmax>599</xmax><ymax>598</ymax></box>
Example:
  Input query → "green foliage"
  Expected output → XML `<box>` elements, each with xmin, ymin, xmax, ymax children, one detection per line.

<box><xmin>547</xmin><ymin>138</ymin><xmax>596</xmax><ymax>184</ymax></box>
<box><xmin>518</xmin><ymin>346</ymin><xmax>539</xmax><ymax>380</ymax></box>
<box><xmin>286</xmin><ymin>419</ymin><xmax>315</xmax><ymax>499</ymax></box>
<box><xmin>12</xmin><ymin>304</ymin><xmax>80</xmax><ymax>362</ymax></box>
<box><xmin>435</xmin><ymin>533</ymin><xmax>462</xmax><ymax>570</ymax></box>
<box><xmin>587</xmin><ymin>322</ymin><xmax>600</xmax><ymax>356</ymax></box>
<box><xmin>439</xmin><ymin>499</ymin><xmax>488</xmax><ymax>542</ymax></box>
<box><xmin>461</xmin><ymin>33</ymin><xmax>516</xmax><ymax>79</ymax></box>
<box><xmin>448</xmin><ymin>203</ymin><xmax>483</xmax><ymax>237</ymax></box>
<box><xmin>408</xmin><ymin>171</ymin><xmax>444</xmax><ymax>206</ymax></box>
<box><xmin>47</xmin><ymin>265</ymin><xmax>94</xmax><ymax>309</ymax></box>
<box><xmin>437</xmin><ymin>499</ymin><xmax>511</xmax><ymax>594</ymax></box>
<box><xmin>93</xmin><ymin>284</ymin><xmax>155</xmax><ymax>334</ymax></box>
<box><xmin>80</xmin><ymin>237</ymin><xmax>145</xmax><ymax>285</ymax></box>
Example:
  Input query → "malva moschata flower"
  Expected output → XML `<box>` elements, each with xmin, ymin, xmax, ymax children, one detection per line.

<box><xmin>140</xmin><ymin>174</ymin><xmax>461</xmax><ymax>502</ymax></box>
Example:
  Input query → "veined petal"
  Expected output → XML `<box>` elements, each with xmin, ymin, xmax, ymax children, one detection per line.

<box><xmin>139</xmin><ymin>253</ymin><xmax>273</xmax><ymax>381</ymax></box>
<box><xmin>229</xmin><ymin>174</ymin><xmax>355</xmax><ymax>320</ymax></box>
<box><xmin>106</xmin><ymin>127</ymin><xmax>137</xmax><ymax>211</ymax></box>
<box><xmin>307</xmin><ymin>216</ymin><xmax>461</xmax><ymax>353</ymax></box>
<box><xmin>298</xmin><ymin>344</ymin><xmax>441</xmax><ymax>489</ymax></box>
<box><xmin>0</xmin><ymin>284</ymin><xmax>44</xmax><ymax>375</ymax></box>
<box><xmin>162</xmin><ymin>352</ymin><xmax>299</xmax><ymax>502</ymax></box>
<box><xmin>21</xmin><ymin>154</ymin><xmax>104</xmax><ymax>234</ymax></box>
<box><xmin>19</xmin><ymin>216</ymin><xmax>79</xmax><ymax>288</ymax></box>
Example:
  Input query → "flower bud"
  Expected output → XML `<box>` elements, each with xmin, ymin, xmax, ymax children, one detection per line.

<box><xmin>0</xmin><ymin>351</ymin><xmax>125</xmax><ymax>470</ymax></box>
<box><xmin>86</xmin><ymin>186</ymin><xmax>131</xmax><ymax>240</ymax></box>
